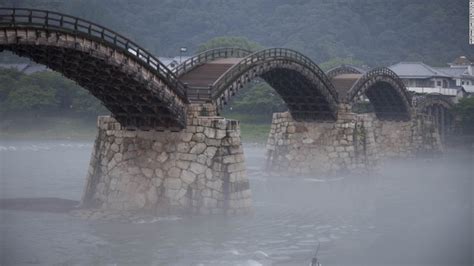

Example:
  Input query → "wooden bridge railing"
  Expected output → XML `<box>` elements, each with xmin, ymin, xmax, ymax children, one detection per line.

<box><xmin>173</xmin><ymin>47</ymin><xmax>251</xmax><ymax>77</ymax></box>
<box><xmin>211</xmin><ymin>48</ymin><xmax>339</xmax><ymax>102</ymax></box>
<box><xmin>0</xmin><ymin>8</ymin><xmax>188</xmax><ymax>101</ymax></box>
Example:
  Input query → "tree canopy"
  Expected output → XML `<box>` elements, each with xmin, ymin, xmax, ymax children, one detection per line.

<box><xmin>197</xmin><ymin>36</ymin><xmax>263</xmax><ymax>53</ymax></box>
<box><xmin>0</xmin><ymin>69</ymin><xmax>108</xmax><ymax>117</ymax></box>
<box><xmin>1</xmin><ymin>0</ymin><xmax>471</xmax><ymax>66</ymax></box>
<box><xmin>454</xmin><ymin>97</ymin><xmax>474</xmax><ymax>134</ymax></box>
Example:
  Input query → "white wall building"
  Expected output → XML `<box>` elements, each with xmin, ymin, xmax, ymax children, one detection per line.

<box><xmin>389</xmin><ymin>56</ymin><xmax>474</xmax><ymax>103</ymax></box>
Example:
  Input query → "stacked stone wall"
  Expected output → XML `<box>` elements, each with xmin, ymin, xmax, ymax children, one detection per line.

<box><xmin>82</xmin><ymin>109</ymin><xmax>251</xmax><ymax>215</ymax></box>
<box><xmin>265</xmin><ymin>111</ymin><xmax>378</xmax><ymax>175</ymax></box>
<box><xmin>374</xmin><ymin>114</ymin><xmax>442</xmax><ymax>157</ymax></box>
<box><xmin>266</xmin><ymin>110</ymin><xmax>442</xmax><ymax>176</ymax></box>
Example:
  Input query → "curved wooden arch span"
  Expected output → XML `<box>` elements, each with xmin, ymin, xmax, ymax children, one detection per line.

<box><xmin>179</xmin><ymin>48</ymin><xmax>340</xmax><ymax>121</ymax></box>
<box><xmin>0</xmin><ymin>8</ymin><xmax>188</xmax><ymax>129</ymax></box>
<box><xmin>415</xmin><ymin>95</ymin><xmax>454</xmax><ymax>113</ymax></box>
<box><xmin>1</xmin><ymin>8</ymin><xmax>416</xmax><ymax>128</ymax></box>
<box><xmin>415</xmin><ymin>95</ymin><xmax>456</xmax><ymax>140</ymax></box>
<box><xmin>174</xmin><ymin>47</ymin><xmax>252</xmax><ymax>77</ymax></box>
<box><xmin>345</xmin><ymin>67</ymin><xmax>413</xmax><ymax>121</ymax></box>
<box><xmin>326</xmin><ymin>64</ymin><xmax>366</xmax><ymax>79</ymax></box>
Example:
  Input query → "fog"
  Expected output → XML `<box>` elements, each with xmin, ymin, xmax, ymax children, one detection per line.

<box><xmin>0</xmin><ymin>141</ymin><xmax>472</xmax><ymax>265</ymax></box>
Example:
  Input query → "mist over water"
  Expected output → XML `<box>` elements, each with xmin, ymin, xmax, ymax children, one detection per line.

<box><xmin>0</xmin><ymin>140</ymin><xmax>472</xmax><ymax>265</ymax></box>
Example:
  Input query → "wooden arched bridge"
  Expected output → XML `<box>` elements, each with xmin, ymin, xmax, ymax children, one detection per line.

<box><xmin>0</xmin><ymin>8</ymin><xmax>415</xmax><ymax>130</ymax></box>
<box><xmin>0</xmin><ymin>8</ymin><xmax>444</xmax><ymax>215</ymax></box>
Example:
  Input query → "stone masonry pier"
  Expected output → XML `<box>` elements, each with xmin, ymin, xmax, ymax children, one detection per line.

<box><xmin>81</xmin><ymin>105</ymin><xmax>252</xmax><ymax>215</ymax></box>
<box><xmin>266</xmin><ymin>106</ymin><xmax>442</xmax><ymax>176</ymax></box>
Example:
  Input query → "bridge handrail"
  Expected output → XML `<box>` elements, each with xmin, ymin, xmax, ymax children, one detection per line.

<box><xmin>0</xmin><ymin>8</ymin><xmax>188</xmax><ymax>101</ymax></box>
<box><xmin>326</xmin><ymin>64</ymin><xmax>366</xmax><ymax>79</ymax></box>
<box><xmin>346</xmin><ymin>67</ymin><xmax>411</xmax><ymax>104</ymax></box>
<box><xmin>211</xmin><ymin>48</ymin><xmax>339</xmax><ymax>102</ymax></box>
<box><xmin>173</xmin><ymin>47</ymin><xmax>251</xmax><ymax>77</ymax></box>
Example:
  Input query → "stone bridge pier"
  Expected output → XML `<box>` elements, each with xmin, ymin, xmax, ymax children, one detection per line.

<box><xmin>265</xmin><ymin>104</ymin><xmax>442</xmax><ymax>175</ymax></box>
<box><xmin>81</xmin><ymin>104</ymin><xmax>252</xmax><ymax>215</ymax></box>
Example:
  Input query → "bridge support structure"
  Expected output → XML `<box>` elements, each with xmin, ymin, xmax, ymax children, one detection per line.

<box><xmin>265</xmin><ymin>105</ymin><xmax>442</xmax><ymax>175</ymax></box>
<box><xmin>81</xmin><ymin>104</ymin><xmax>252</xmax><ymax>215</ymax></box>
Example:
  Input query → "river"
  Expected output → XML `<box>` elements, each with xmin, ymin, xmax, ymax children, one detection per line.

<box><xmin>0</xmin><ymin>140</ymin><xmax>472</xmax><ymax>265</ymax></box>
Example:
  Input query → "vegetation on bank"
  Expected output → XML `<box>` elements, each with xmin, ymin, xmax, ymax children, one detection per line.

<box><xmin>3</xmin><ymin>0</ymin><xmax>471</xmax><ymax>66</ymax></box>
<box><xmin>0</xmin><ymin>69</ymin><xmax>107</xmax><ymax>140</ymax></box>
<box><xmin>0</xmin><ymin>68</ymin><xmax>107</xmax><ymax>116</ymax></box>
<box><xmin>0</xmin><ymin>115</ymin><xmax>97</xmax><ymax>140</ymax></box>
<box><xmin>454</xmin><ymin>97</ymin><xmax>474</xmax><ymax>135</ymax></box>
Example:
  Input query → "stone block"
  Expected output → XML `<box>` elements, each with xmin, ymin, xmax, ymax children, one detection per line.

<box><xmin>205</xmin><ymin>138</ymin><xmax>221</xmax><ymax>147</ymax></box>
<box><xmin>168</xmin><ymin>167</ymin><xmax>181</xmax><ymax>178</ymax></box>
<box><xmin>189</xmin><ymin>162</ymin><xmax>207</xmax><ymax>175</ymax></box>
<box><xmin>176</xmin><ymin>161</ymin><xmax>190</xmax><ymax>170</ymax></box>
<box><xmin>203</xmin><ymin>127</ymin><xmax>216</xmax><ymax>138</ymax></box>
<box><xmin>190</xmin><ymin>143</ymin><xmax>207</xmax><ymax>154</ymax></box>
<box><xmin>164</xmin><ymin>178</ymin><xmax>181</xmax><ymax>190</ymax></box>
<box><xmin>204</xmin><ymin>147</ymin><xmax>217</xmax><ymax>157</ymax></box>
<box><xmin>151</xmin><ymin>177</ymin><xmax>162</xmax><ymax>188</ymax></box>
<box><xmin>141</xmin><ymin>168</ymin><xmax>154</xmax><ymax>178</ymax></box>
<box><xmin>177</xmin><ymin>142</ymin><xmax>191</xmax><ymax>153</ymax></box>
<box><xmin>181</xmin><ymin>170</ymin><xmax>196</xmax><ymax>184</ymax></box>
<box><xmin>192</xmin><ymin>133</ymin><xmax>206</xmax><ymax>143</ymax></box>
<box><xmin>157</xmin><ymin>152</ymin><xmax>169</xmax><ymax>163</ymax></box>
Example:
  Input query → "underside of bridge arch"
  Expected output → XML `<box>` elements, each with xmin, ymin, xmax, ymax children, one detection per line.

<box><xmin>361</xmin><ymin>81</ymin><xmax>411</xmax><ymax>121</ymax></box>
<box><xmin>346</xmin><ymin>69</ymin><xmax>412</xmax><ymax>121</ymax></box>
<box><xmin>259</xmin><ymin>68</ymin><xmax>337</xmax><ymax>121</ymax></box>
<box><xmin>214</xmin><ymin>61</ymin><xmax>339</xmax><ymax>121</ymax></box>
<box><xmin>418</xmin><ymin>99</ymin><xmax>456</xmax><ymax>140</ymax></box>
<box><xmin>0</xmin><ymin>29</ymin><xmax>187</xmax><ymax>130</ymax></box>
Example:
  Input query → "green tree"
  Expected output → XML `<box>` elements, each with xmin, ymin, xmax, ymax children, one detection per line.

<box><xmin>197</xmin><ymin>36</ymin><xmax>263</xmax><ymax>53</ymax></box>
<box><xmin>4</xmin><ymin>84</ymin><xmax>58</xmax><ymax>113</ymax></box>
<box><xmin>0</xmin><ymin>68</ymin><xmax>108</xmax><ymax>116</ymax></box>
<box><xmin>319</xmin><ymin>57</ymin><xmax>365</xmax><ymax>71</ymax></box>
<box><xmin>454</xmin><ymin>97</ymin><xmax>474</xmax><ymax>134</ymax></box>
<box><xmin>0</xmin><ymin>68</ymin><xmax>21</xmax><ymax>103</ymax></box>
<box><xmin>71</xmin><ymin>89</ymin><xmax>108</xmax><ymax>116</ymax></box>
<box><xmin>228</xmin><ymin>82</ymin><xmax>286</xmax><ymax>115</ymax></box>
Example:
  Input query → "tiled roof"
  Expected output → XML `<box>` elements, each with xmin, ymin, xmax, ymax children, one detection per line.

<box><xmin>389</xmin><ymin>62</ymin><xmax>450</xmax><ymax>78</ymax></box>
<box><xmin>450</xmin><ymin>56</ymin><xmax>473</xmax><ymax>66</ymax></box>
<box><xmin>433</xmin><ymin>67</ymin><xmax>468</xmax><ymax>78</ymax></box>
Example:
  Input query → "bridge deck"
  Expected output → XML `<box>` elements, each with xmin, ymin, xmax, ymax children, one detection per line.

<box><xmin>179</xmin><ymin>58</ymin><xmax>241</xmax><ymax>103</ymax></box>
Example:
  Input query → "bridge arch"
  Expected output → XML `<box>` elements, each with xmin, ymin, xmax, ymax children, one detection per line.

<box><xmin>0</xmin><ymin>8</ymin><xmax>188</xmax><ymax>129</ymax></box>
<box><xmin>415</xmin><ymin>95</ymin><xmax>455</xmax><ymax>139</ymax></box>
<box><xmin>174</xmin><ymin>47</ymin><xmax>252</xmax><ymax>77</ymax></box>
<box><xmin>346</xmin><ymin>67</ymin><xmax>412</xmax><ymax>121</ymax></box>
<box><xmin>326</xmin><ymin>64</ymin><xmax>366</xmax><ymax>79</ymax></box>
<box><xmin>415</xmin><ymin>95</ymin><xmax>454</xmax><ymax>113</ymax></box>
<box><xmin>179</xmin><ymin>48</ymin><xmax>340</xmax><ymax>121</ymax></box>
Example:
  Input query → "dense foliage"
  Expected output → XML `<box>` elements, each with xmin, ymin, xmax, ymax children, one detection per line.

<box><xmin>1</xmin><ymin>0</ymin><xmax>471</xmax><ymax>66</ymax></box>
<box><xmin>0</xmin><ymin>69</ymin><xmax>108</xmax><ymax>117</ymax></box>
<box><xmin>197</xmin><ymin>36</ymin><xmax>263</xmax><ymax>53</ymax></box>
<box><xmin>454</xmin><ymin>97</ymin><xmax>474</xmax><ymax>134</ymax></box>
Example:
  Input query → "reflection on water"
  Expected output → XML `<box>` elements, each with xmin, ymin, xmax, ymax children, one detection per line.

<box><xmin>0</xmin><ymin>141</ymin><xmax>472</xmax><ymax>265</ymax></box>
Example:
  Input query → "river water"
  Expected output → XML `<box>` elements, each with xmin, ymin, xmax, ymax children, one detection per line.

<box><xmin>0</xmin><ymin>140</ymin><xmax>472</xmax><ymax>265</ymax></box>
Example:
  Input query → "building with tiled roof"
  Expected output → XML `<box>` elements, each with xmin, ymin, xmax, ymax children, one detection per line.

<box><xmin>389</xmin><ymin>59</ymin><xmax>474</xmax><ymax>102</ymax></box>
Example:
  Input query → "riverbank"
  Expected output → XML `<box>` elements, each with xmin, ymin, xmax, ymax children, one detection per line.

<box><xmin>0</xmin><ymin>115</ymin><xmax>97</xmax><ymax>140</ymax></box>
<box><xmin>0</xmin><ymin>114</ymin><xmax>272</xmax><ymax>143</ymax></box>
